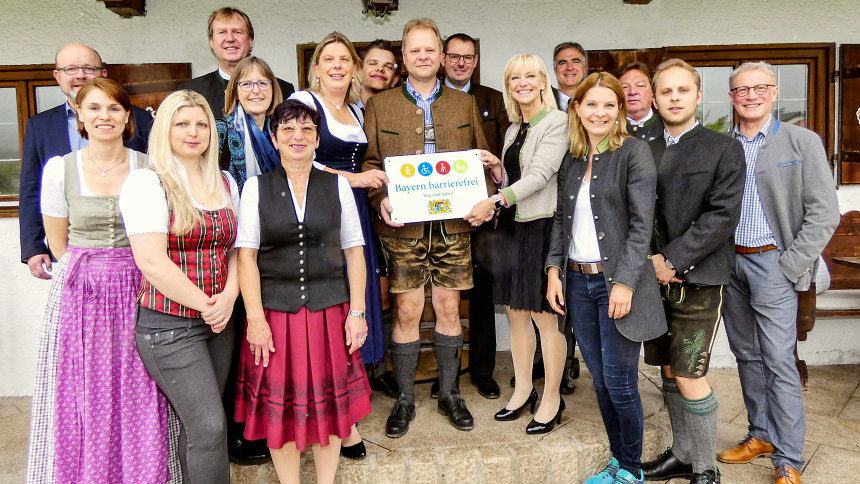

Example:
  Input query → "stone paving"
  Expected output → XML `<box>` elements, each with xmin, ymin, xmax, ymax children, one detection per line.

<box><xmin>2</xmin><ymin>354</ymin><xmax>858</xmax><ymax>483</ymax></box>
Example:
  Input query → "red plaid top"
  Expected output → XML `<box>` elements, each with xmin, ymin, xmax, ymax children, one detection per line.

<box><xmin>139</xmin><ymin>178</ymin><xmax>238</xmax><ymax>318</ymax></box>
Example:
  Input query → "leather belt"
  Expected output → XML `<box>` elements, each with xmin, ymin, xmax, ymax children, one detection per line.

<box><xmin>735</xmin><ymin>244</ymin><xmax>778</xmax><ymax>254</ymax></box>
<box><xmin>568</xmin><ymin>261</ymin><xmax>603</xmax><ymax>274</ymax></box>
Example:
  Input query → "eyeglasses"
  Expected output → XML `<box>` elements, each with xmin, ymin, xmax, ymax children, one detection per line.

<box><xmin>730</xmin><ymin>84</ymin><xmax>775</xmax><ymax>97</ymax></box>
<box><xmin>277</xmin><ymin>123</ymin><xmax>316</xmax><ymax>136</ymax></box>
<box><xmin>237</xmin><ymin>80</ymin><xmax>273</xmax><ymax>91</ymax></box>
<box><xmin>55</xmin><ymin>65</ymin><xmax>103</xmax><ymax>75</ymax></box>
<box><xmin>365</xmin><ymin>60</ymin><xmax>398</xmax><ymax>72</ymax></box>
<box><xmin>445</xmin><ymin>53</ymin><xmax>476</xmax><ymax>64</ymax></box>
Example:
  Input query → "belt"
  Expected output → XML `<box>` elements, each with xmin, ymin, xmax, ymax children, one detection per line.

<box><xmin>735</xmin><ymin>244</ymin><xmax>778</xmax><ymax>254</ymax></box>
<box><xmin>568</xmin><ymin>261</ymin><xmax>603</xmax><ymax>274</ymax></box>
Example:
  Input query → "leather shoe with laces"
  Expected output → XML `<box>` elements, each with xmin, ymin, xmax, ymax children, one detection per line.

<box><xmin>473</xmin><ymin>377</ymin><xmax>500</xmax><ymax>399</ymax></box>
<box><xmin>437</xmin><ymin>392</ymin><xmax>475</xmax><ymax>431</ymax></box>
<box><xmin>717</xmin><ymin>435</ymin><xmax>774</xmax><ymax>464</ymax></box>
<box><xmin>641</xmin><ymin>447</ymin><xmax>692</xmax><ymax>480</ymax></box>
<box><xmin>385</xmin><ymin>397</ymin><xmax>415</xmax><ymax>438</ymax></box>
<box><xmin>775</xmin><ymin>464</ymin><xmax>801</xmax><ymax>484</ymax></box>
<box><xmin>690</xmin><ymin>469</ymin><xmax>720</xmax><ymax>484</ymax></box>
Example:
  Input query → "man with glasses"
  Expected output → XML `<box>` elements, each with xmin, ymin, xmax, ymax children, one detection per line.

<box><xmin>358</xmin><ymin>39</ymin><xmax>400</xmax><ymax>112</ymax></box>
<box><xmin>640</xmin><ymin>59</ymin><xmax>745</xmax><ymax>484</ymax></box>
<box><xmin>551</xmin><ymin>41</ymin><xmax>587</xmax><ymax>112</ymax></box>
<box><xmin>19</xmin><ymin>42</ymin><xmax>152</xmax><ymax>280</ymax></box>
<box><xmin>438</xmin><ymin>32</ymin><xmax>509</xmax><ymax>401</ymax></box>
<box><xmin>619</xmin><ymin>61</ymin><xmax>664</xmax><ymax>142</ymax></box>
<box><xmin>717</xmin><ymin>61</ymin><xmax>838</xmax><ymax>484</ymax></box>
<box><xmin>181</xmin><ymin>7</ymin><xmax>294</xmax><ymax>118</ymax></box>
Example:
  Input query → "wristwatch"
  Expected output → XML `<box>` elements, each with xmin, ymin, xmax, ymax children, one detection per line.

<box><xmin>492</xmin><ymin>194</ymin><xmax>504</xmax><ymax>209</ymax></box>
<box><xmin>663</xmin><ymin>256</ymin><xmax>675</xmax><ymax>270</ymax></box>
<box><xmin>348</xmin><ymin>309</ymin><xmax>366</xmax><ymax>319</ymax></box>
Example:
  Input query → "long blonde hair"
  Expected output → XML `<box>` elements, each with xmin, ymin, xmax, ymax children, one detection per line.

<box><xmin>148</xmin><ymin>90</ymin><xmax>228</xmax><ymax>235</ymax></box>
<box><xmin>568</xmin><ymin>72</ymin><xmax>630</xmax><ymax>158</ymax></box>
<box><xmin>501</xmin><ymin>54</ymin><xmax>557</xmax><ymax>123</ymax></box>
<box><xmin>307</xmin><ymin>32</ymin><xmax>362</xmax><ymax>105</ymax></box>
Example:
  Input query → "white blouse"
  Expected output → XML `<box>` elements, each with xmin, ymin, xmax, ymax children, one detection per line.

<box><xmin>289</xmin><ymin>91</ymin><xmax>366</xmax><ymax>143</ymax></box>
<box><xmin>119</xmin><ymin>159</ymin><xmax>240</xmax><ymax>236</ymax></box>
<box><xmin>40</xmin><ymin>149</ymin><xmax>140</xmax><ymax>218</ymax></box>
<box><xmin>569</xmin><ymin>180</ymin><xmax>602</xmax><ymax>262</ymax></box>
<box><xmin>235</xmin><ymin>163</ymin><xmax>364</xmax><ymax>250</ymax></box>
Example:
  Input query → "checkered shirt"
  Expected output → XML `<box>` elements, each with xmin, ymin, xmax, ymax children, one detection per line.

<box><xmin>733</xmin><ymin>116</ymin><xmax>778</xmax><ymax>247</ymax></box>
<box><xmin>405</xmin><ymin>77</ymin><xmax>441</xmax><ymax>154</ymax></box>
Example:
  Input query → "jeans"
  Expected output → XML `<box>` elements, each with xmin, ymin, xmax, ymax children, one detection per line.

<box><xmin>567</xmin><ymin>269</ymin><xmax>643</xmax><ymax>474</ymax></box>
<box><xmin>723</xmin><ymin>250</ymin><xmax>805</xmax><ymax>469</ymax></box>
<box><xmin>135</xmin><ymin>306</ymin><xmax>234</xmax><ymax>484</ymax></box>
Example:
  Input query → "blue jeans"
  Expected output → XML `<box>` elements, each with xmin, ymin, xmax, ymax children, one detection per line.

<box><xmin>567</xmin><ymin>269</ymin><xmax>643</xmax><ymax>475</ymax></box>
<box><xmin>723</xmin><ymin>250</ymin><xmax>805</xmax><ymax>470</ymax></box>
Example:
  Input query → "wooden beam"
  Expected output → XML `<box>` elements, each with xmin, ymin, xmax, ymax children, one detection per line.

<box><xmin>99</xmin><ymin>0</ymin><xmax>145</xmax><ymax>18</ymax></box>
<box><xmin>623</xmin><ymin>0</ymin><xmax>653</xmax><ymax>4</ymax></box>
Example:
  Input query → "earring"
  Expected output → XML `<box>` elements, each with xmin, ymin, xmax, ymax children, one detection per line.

<box><xmin>615</xmin><ymin>120</ymin><xmax>619</xmax><ymax>124</ymax></box>
<box><xmin>315</xmin><ymin>77</ymin><xmax>320</xmax><ymax>83</ymax></box>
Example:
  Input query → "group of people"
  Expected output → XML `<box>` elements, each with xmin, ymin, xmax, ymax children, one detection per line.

<box><xmin>18</xmin><ymin>6</ymin><xmax>839</xmax><ymax>484</ymax></box>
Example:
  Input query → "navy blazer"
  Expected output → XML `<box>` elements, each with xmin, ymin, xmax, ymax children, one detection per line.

<box><xmin>18</xmin><ymin>103</ymin><xmax>152</xmax><ymax>262</ymax></box>
<box><xmin>180</xmin><ymin>70</ymin><xmax>295</xmax><ymax>119</ymax></box>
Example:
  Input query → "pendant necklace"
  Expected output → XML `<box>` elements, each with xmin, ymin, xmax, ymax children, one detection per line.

<box><xmin>87</xmin><ymin>149</ymin><xmax>126</xmax><ymax>177</ymax></box>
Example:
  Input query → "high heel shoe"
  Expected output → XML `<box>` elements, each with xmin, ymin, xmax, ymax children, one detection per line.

<box><xmin>340</xmin><ymin>440</ymin><xmax>367</xmax><ymax>460</ymax></box>
<box><xmin>494</xmin><ymin>389</ymin><xmax>538</xmax><ymax>421</ymax></box>
<box><xmin>525</xmin><ymin>397</ymin><xmax>565</xmax><ymax>435</ymax></box>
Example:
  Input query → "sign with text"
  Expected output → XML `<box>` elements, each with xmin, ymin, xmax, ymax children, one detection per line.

<box><xmin>384</xmin><ymin>149</ymin><xmax>488</xmax><ymax>224</ymax></box>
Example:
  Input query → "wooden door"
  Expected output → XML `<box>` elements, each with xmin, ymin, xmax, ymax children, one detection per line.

<box><xmin>839</xmin><ymin>44</ymin><xmax>860</xmax><ymax>184</ymax></box>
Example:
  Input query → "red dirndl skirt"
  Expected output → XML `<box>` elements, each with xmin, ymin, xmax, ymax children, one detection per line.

<box><xmin>235</xmin><ymin>303</ymin><xmax>372</xmax><ymax>451</ymax></box>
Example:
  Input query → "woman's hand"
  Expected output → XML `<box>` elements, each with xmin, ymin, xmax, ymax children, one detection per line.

<box><xmin>246</xmin><ymin>313</ymin><xmax>275</xmax><ymax>367</ymax></box>
<box><xmin>201</xmin><ymin>292</ymin><xmax>236</xmax><ymax>333</ymax></box>
<box><xmin>546</xmin><ymin>267</ymin><xmax>565</xmax><ymax>315</ymax></box>
<box><xmin>344</xmin><ymin>313</ymin><xmax>368</xmax><ymax>355</ymax></box>
<box><xmin>480</xmin><ymin>150</ymin><xmax>503</xmax><ymax>181</ymax></box>
<box><xmin>608</xmin><ymin>284</ymin><xmax>633</xmax><ymax>319</ymax></box>
<box><xmin>465</xmin><ymin>197</ymin><xmax>495</xmax><ymax>226</ymax></box>
<box><xmin>348</xmin><ymin>169</ymin><xmax>389</xmax><ymax>189</ymax></box>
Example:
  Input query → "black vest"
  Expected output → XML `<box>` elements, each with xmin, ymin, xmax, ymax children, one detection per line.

<box><xmin>257</xmin><ymin>166</ymin><xmax>349</xmax><ymax>313</ymax></box>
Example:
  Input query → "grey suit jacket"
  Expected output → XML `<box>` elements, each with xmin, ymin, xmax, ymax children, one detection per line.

<box><xmin>546</xmin><ymin>138</ymin><xmax>667</xmax><ymax>342</ymax></box>
<box><xmin>746</xmin><ymin>119</ymin><xmax>839</xmax><ymax>290</ymax></box>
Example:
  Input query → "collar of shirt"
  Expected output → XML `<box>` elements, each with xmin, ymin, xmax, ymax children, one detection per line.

<box><xmin>664</xmin><ymin>120</ymin><xmax>700</xmax><ymax>146</ymax></box>
<box><xmin>627</xmin><ymin>109</ymin><xmax>654</xmax><ymax>128</ymax></box>
<box><xmin>218</xmin><ymin>67</ymin><xmax>231</xmax><ymax>81</ymax></box>
<box><xmin>405</xmin><ymin>77</ymin><xmax>441</xmax><ymax>104</ymax></box>
<box><xmin>66</xmin><ymin>101</ymin><xmax>88</xmax><ymax>151</ymax></box>
<box><xmin>444</xmin><ymin>77</ymin><xmax>471</xmax><ymax>93</ymax></box>
<box><xmin>585</xmin><ymin>136</ymin><xmax>612</xmax><ymax>156</ymax></box>
<box><xmin>558</xmin><ymin>90</ymin><xmax>571</xmax><ymax>110</ymax></box>
<box><xmin>733</xmin><ymin>114</ymin><xmax>773</xmax><ymax>141</ymax></box>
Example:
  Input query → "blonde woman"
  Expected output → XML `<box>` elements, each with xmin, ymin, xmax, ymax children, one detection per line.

<box><xmin>120</xmin><ymin>90</ymin><xmax>240</xmax><ymax>484</ymax></box>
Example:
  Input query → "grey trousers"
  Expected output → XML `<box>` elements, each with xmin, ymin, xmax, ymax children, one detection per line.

<box><xmin>135</xmin><ymin>306</ymin><xmax>235</xmax><ymax>484</ymax></box>
<box><xmin>723</xmin><ymin>250</ymin><xmax>805</xmax><ymax>470</ymax></box>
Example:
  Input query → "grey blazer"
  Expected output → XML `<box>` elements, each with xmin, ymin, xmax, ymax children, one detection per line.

<box><xmin>747</xmin><ymin>119</ymin><xmax>840</xmax><ymax>290</ymax></box>
<box><xmin>546</xmin><ymin>138</ymin><xmax>667</xmax><ymax>342</ymax></box>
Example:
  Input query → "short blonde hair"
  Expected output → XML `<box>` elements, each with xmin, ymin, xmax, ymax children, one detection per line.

<box><xmin>568</xmin><ymin>72</ymin><xmax>630</xmax><ymax>158</ymax></box>
<box><xmin>402</xmin><ymin>18</ymin><xmax>442</xmax><ymax>51</ymax></box>
<box><xmin>148</xmin><ymin>90</ymin><xmax>229</xmax><ymax>235</ymax></box>
<box><xmin>307</xmin><ymin>32</ymin><xmax>362</xmax><ymax>105</ymax></box>
<box><xmin>652</xmin><ymin>58</ymin><xmax>701</xmax><ymax>91</ymax></box>
<box><xmin>223</xmin><ymin>56</ymin><xmax>283</xmax><ymax>116</ymax></box>
<box><xmin>501</xmin><ymin>54</ymin><xmax>557</xmax><ymax>123</ymax></box>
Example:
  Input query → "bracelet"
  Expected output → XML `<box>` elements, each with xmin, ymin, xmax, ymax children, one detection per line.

<box><xmin>347</xmin><ymin>309</ymin><xmax>366</xmax><ymax>319</ymax></box>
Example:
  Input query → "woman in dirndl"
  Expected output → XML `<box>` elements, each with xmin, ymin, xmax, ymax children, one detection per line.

<box><xmin>27</xmin><ymin>77</ymin><xmax>174</xmax><ymax>483</ymax></box>
<box><xmin>234</xmin><ymin>99</ymin><xmax>372</xmax><ymax>483</ymax></box>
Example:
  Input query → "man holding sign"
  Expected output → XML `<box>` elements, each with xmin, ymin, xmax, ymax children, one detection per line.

<box><xmin>361</xmin><ymin>17</ymin><xmax>494</xmax><ymax>437</ymax></box>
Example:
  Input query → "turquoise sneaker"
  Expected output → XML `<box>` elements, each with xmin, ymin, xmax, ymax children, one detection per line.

<box><xmin>583</xmin><ymin>457</ymin><xmax>620</xmax><ymax>484</ymax></box>
<box><xmin>613</xmin><ymin>468</ymin><xmax>644</xmax><ymax>484</ymax></box>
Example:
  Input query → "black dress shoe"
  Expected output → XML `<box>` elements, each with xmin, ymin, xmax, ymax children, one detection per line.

<box><xmin>340</xmin><ymin>440</ymin><xmax>367</xmax><ymax>460</ymax></box>
<box><xmin>473</xmin><ymin>377</ymin><xmax>500</xmax><ymax>399</ymax></box>
<box><xmin>385</xmin><ymin>397</ymin><xmax>416</xmax><ymax>438</ymax></box>
<box><xmin>690</xmin><ymin>469</ymin><xmax>720</xmax><ymax>484</ymax></box>
<box><xmin>560</xmin><ymin>374</ymin><xmax>576</xmax><ymax>395</ymax></box>
<box><xmin>228</xmin><ymin>435</ymin><xmax>271</xmax><ymax>465</ymax></box>
<box><xmin>437</xmin><ymin>393</ymin><xmax>474</xmax><ymax>431</ymax></box>
<box><xmin>369</xmin><ymin>370</ymin><xmax>399</xmax><ymax>399</ymax></box>
<box><xmin>430</xmin><ymin>380</ymin><xmax>440</xmax><ymax>399</ymax></box>
<box><xmin>525</xmin><ymin>397</ymin><xmax>565</xmax><ymax>435</ymax></box>
<box><xmin>494</xmin><ymin>388</ymin><xmax>538</xmax><ymax>421</ymax></box>
<box><xmin>642</xmin><ymin>448</ymin><xmax>693</xmax><ymax>481</ymax></box>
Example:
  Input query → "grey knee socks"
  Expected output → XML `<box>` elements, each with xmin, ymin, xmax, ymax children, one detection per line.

<box><xmin>682</xmin><ymin>389</ymin><xmax>720</xmax><ymax>474</ymax></box>
<box><xmin>663</xmin><ymin>376</ymin><xmax>692</xmax><ymax>463</ymax></box>
<box><xmin>390</xmin><ymin>340</ymin><xmax>421</xmax><ymax>403</ymax></box>
<box><xmin>434</xmin><ymin>332</ymin><xmax>463</xmax><ymax>397</ymax></box>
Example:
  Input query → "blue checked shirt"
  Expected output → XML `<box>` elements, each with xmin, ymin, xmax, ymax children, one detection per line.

<box><xmin>733</xmin><ymin>115</ymin><xmax>778</xmax><ymax>248</ymax></box>
<box><xmin>405</xmin><ymin>77</ymin><xmax>440</xmax><ymax>154</ymax></box>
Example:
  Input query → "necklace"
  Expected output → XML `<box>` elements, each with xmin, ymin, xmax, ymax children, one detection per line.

<box><xmin>321</xmin><ymin>93</ymin><xmax>343</xmax><ymax>111</ymax></box>
<box><xmin>86</xmin><ymin>149</ymin><xmax>126</xmax><ymax>177</ymax></box>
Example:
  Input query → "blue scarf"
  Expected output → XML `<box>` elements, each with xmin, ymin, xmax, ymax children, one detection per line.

<box><xmin>234</xmin><ymin>105</ymin><xmax>279</xmax><ymax>175</ymax></box>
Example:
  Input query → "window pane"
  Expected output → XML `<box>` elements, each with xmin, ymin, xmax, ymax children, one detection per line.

<box><xmin>0</xmin><ymin>86</ymin><xmax>21</xmax><ymax>196</ymax></box>
<box><xmin>0</xmin><ymin>87</ymin><xmax>16</xmax><ymax>123</ymax></box>
<box><xmin>699</xmin><ymin>103</ymin><xmax>733</xmax><ymax>133</ymax></box>
<box><xmin>699</xmin><ymin>66</ymin><xmax>732</xmax><ymax>103</ymax></box>
<box><xmin>36</xmin><ymin>85</ymin><xmax>65</xmax><ymax>113</ymax></box>
<box><xmin>777</xmin><ymin>64</ymin><xmax>807</xmax><ymax>100</ymax></box>
<box><xmin>776</xmin><ymin>99</ymin><xmax>807</xmax><ymax>128</ymax></box>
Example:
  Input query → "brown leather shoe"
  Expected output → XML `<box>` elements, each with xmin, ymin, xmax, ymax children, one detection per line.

<box><xmin>774</xmin><ymin>464</ymin><xmax>801</xmax><ymax>484</ymax></box>
<box><xmin>717</xmin><ymin>435</ymin><xmax>774</xmax><ymax>464</ymax></box>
